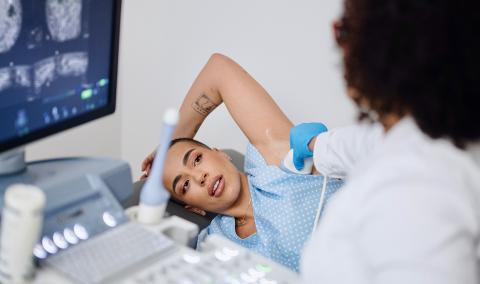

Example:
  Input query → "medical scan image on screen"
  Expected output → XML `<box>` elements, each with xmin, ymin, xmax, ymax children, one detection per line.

<box><xmin>0</xmin><ymin>0</ymin><xmax>114</xmax><ymax>143</ymax></box>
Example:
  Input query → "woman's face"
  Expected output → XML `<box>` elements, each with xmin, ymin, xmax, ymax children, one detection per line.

<box><xmin>163</xmin><ymin>141</ymin><xmax>242</xmax><ymax>214</ymax></box>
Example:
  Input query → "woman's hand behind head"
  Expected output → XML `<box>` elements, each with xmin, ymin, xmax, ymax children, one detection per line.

<box><xmin>140</xmin><ymin>149</ymin><xmax>156</xmax><ymax>180</ymax></box>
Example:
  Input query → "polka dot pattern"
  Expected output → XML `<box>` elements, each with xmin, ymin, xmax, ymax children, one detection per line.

<box><xmin>197</xmin><ymin>144</ymin><xmax>344</xmax><ymax>271</ymax></box>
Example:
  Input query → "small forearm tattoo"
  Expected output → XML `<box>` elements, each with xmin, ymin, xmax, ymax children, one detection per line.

<box><xmin>192</xmin><ymin>94</ymin><xmax>218</xmax><ymax>116</ymax></box>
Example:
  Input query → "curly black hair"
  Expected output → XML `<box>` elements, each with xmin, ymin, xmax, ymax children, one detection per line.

<box><xmin>340</xmin><ymin>0</ymin><xmax>480</xmax><ymax>148</ymax></box>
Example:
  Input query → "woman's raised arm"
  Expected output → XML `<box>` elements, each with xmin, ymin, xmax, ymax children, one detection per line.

<box><xmin>174</xmin><ymin>53</ymin><xmax>293</xmax><ymax>164</ymax></box>
<box><xmin>142</xmin><ymin>54</ymin><xmax>293</xmax><ymax>178</ymax></box>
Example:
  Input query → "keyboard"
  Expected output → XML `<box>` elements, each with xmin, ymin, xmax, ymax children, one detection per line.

<box><xmin>44</xmin><ymin>222</ymin><xmax>174</xmax><ymax>284</ymax></box>
<box><xmin>122</xmin><ymin>234</ymin><xmax>300</xmax><ymax>284</ymax></box>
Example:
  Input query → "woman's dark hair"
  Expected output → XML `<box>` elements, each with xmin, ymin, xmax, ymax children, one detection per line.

<box><xmin>340</xmin><ymin>0</ymin><xmax>480</xmax><ymax>148</ymax></box>
<box><xmin>170</xmin><ymin>137</ymin><xmax>211</xmax><ymax>149</ymax></box>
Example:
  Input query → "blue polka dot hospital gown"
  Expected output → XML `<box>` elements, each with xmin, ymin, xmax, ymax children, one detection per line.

<box><xmin>197</xmin><ymin>144</ymin><xmax>344</xmax><ymax>271</ymax></box>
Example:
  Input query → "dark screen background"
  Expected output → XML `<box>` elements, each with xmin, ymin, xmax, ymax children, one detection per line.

<box><xmin>0</xmin><ymin>0</ymin><xmax>115</xmax><ymax>144</ymax></box>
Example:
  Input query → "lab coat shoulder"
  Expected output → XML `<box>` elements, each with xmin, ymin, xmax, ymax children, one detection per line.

<box><xmin>312</xmin><ymin>122</ymin><xmax>384</xmax><ymax>177</ymax></box>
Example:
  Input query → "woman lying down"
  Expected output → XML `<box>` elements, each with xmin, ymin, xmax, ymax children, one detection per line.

<box><xmin>141</xmin><ymin>54</ymin><xmax>344</xmax><ymax>271</ymax></box>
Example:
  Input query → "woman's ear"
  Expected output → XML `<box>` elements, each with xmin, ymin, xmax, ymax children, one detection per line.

<box><xmin>184</xmin><ymin>205</ymin><xmax>206</xmax><ymax>216</ymax></box>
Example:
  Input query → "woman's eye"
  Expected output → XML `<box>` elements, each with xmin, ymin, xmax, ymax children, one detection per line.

<box><xmin>193</xmin><ymin>154</ymin><xmax>202</xmax><ymax>166</ymax></box>
<box><xmin>182</xmin><ymin>180</ymin><xmax>190</xmax><ymax>194</ymax></box>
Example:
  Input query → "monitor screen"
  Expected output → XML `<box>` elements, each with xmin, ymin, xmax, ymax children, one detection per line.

<box><xmin>0</xmin><ymin>0</ymin><xmax>121</xmax><ymax>153</ymax></box>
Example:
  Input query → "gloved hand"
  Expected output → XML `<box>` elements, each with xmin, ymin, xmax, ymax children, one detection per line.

<box><xmin>289</xmin><ymin>122</ymin><xmax>328</xmax><ymax>170</ymax></box>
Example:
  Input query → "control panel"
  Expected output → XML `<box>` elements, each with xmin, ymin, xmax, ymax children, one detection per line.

<box><xmin>32</xmin><ymin>174</ymin><xmax>128</xmax><ymax>260</ymax></box>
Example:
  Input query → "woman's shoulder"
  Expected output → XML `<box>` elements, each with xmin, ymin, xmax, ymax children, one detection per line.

<box><xmin>249</xmin><ymin>138</ymin><xmax>290</xmax><ymax>167</ymax></box>
<box><xmin>244</xmin><ymin>143</ymin><xmax>329</xmax><ymax>199</ymax></box>
<box><xmin>244</xmin><ymin>143</ymin><xmax>268</xmax><ymax>171</ymax></box>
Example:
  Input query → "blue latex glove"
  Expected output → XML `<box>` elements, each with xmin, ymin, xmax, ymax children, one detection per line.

<box><xmin>289</xmin><ymin>122</ymin><xmax>328</xmax><ymax>170</ymax></box>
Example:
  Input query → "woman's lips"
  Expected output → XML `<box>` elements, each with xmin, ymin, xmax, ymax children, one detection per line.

<box><xmin>209</xmin><ymin>175</ymin><xmax>225</xmax><ymax>197</ymax></box>
<box><xmin>213</xmin><ymin>177</ymin><xmax>225</xmax><ymax>197</ymax></box>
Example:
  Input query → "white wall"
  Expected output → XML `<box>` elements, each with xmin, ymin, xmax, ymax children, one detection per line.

<box><xmin>119</xmin><ymin>0</ymin><xmax>356</xmax><ymax>177</ymax></box>
<box><xmin>26</xmin><ymin>0</ymin><xmax>357</xmax><ymax>176</ymax></box>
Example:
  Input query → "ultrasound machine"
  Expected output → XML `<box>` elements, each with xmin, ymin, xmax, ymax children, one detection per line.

<box><xmin>0</xmin><ymin>1</ymin><xmax>300</xmax><ymax>283</ymax></box>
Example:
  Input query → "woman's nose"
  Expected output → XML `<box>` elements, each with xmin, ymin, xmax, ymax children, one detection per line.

<box><xmin>199</xmin><ymin>173</ymin><xmax>208</xmax><ymax>186</ymax></box>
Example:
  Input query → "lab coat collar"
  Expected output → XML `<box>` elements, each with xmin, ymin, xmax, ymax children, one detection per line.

<box><xmin>386</xmin><ymin>116</ymin><xmax>480</xmax><ymax>162</ymax></box>
<box><xmin>382</xmin><ymin>116</ymin><xmax>420</xmax><ymax>145</ymax></box>
<box><xmin>383</xmin><ymin>116</ymin><xmax>480</xmax><ymax>174</ymax></box>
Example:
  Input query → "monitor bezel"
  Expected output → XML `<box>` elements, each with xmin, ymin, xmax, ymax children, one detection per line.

<box><xmin>0</xmin><ymin>0</ymin><xmax>122</xmax><ymax>154</ymax></box>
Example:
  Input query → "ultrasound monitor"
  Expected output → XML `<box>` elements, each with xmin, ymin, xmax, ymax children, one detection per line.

<box><xmin>0</xmin><ymin>0</ymin><xmax>120</xmax><ymax>170</ymax></box>
<box><xmin>0</xmin><ymin>1</ymin><xmax>132</xmax><ymax>205</ymax></box>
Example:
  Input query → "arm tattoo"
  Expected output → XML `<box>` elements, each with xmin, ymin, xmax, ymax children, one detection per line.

<box><xmin>191</xmin><ymin>94</ymin><xmax>218</xmax><ymax>116</ymax></box>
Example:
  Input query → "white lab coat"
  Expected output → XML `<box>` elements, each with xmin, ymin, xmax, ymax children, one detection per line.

<box><xmin>301</xmin><ymin>117</ymin><xmax>480</xmax><ymax>284</ymax></box>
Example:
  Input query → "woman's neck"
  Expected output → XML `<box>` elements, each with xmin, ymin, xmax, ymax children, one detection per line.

<box><xmin>223</xmin><ymin>173</ymin><xmax>254</xmax><ymax>220</ymax></box>
<box><xmin>232</xmin><ymin>173</ymin><xmax>256</xmax><ymax>238</ymax></box>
